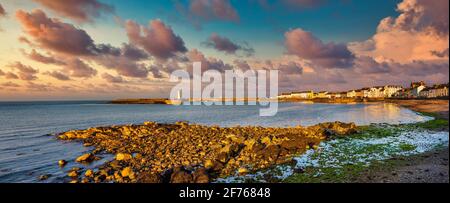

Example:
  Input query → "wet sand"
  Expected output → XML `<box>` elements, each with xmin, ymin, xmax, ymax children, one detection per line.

<box><xmin>358</xmin><ymin>148</ymin><xmax>449</xmax><ymax>183</ymax></box>
<box><xmin>387</xmin><ymin>99</ymin><xmax>449</xmax><ymax>120</ymax></box>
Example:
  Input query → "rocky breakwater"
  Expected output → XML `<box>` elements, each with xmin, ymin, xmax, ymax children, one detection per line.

<box><xmin>56</xmin><ymin>121</ymin><xmax>357</xmax><ymax>183</ymax></box>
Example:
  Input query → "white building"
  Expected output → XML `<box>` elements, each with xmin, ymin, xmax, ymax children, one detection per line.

<box><xmin>368</xmin><ymin>87</ymin><xmax>384</xmax><ymax>98</ymax></box>
<box><xmin>277</xmin><ymin>93</ymin><xmax>292</xmax><ymax>99</ymax></box>
<box><xmin>383</xmin><ymin>85</ymin><xmax>403</xmax><ymax>98</ymax></box>
<box><xmin>291</xmin><ymin>91</ymin><xmax>314</xmax><ymax>99</ymax></box>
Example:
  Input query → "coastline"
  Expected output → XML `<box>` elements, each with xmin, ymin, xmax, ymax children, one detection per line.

<box><xmin>47</xmin><ymin>99</ymin><xmax>449</xmax><ymax>183</ymax></box>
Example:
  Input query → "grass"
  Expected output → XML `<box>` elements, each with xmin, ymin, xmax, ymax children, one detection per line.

<box><xmin>398</xmin><ymin>143</ymin><xmax>417</xmax><ymax>151</ymax></box>
<box><xmin>284</xmin><ymin>112</ymin><xmax>448</xmax><ymax>183</ymax></box>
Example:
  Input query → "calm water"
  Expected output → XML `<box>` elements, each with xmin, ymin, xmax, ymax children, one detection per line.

<box><xmin>0</xmin><ymin>101</ymin><xmax>429</xmax><ymax>183</ymax></box>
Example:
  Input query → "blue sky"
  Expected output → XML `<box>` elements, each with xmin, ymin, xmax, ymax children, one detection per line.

<box><xmin>101</xmin><ymin>0</ymin><xmax>401</xmax><ymax>59</ymax></box>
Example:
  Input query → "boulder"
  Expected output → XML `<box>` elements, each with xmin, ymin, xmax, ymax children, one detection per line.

<box><xmin>193</xmin><ymin>168</ymin><xmax>210</xmax><ymax>183</ymax></box>
<box><xmin>136</xmin><ymin>172</ymin><xmax>162</xmax><ymax>183</ymax></box>
<box><xmin>68</xmin><ymin>171</ymin><xmax>78</xmax><ymax>178</ymax></box>
<box><xmin>39</xmin><ymin>174</ymin><xmax>51</xmax><ymax>181</ymax></box>
<box><xmin>121</xmin><ymin>167</ymin><xmax>136</xmax><ymax>179</ymax></box>
<box><xmin>58</xmin><ymin>160</ymin><xmax>67</xmax><ymax>167</ymax></box>
<box><xmin>85</xmin><ymin>169</ymin><xmax>94</xmax><ymax>177</ymax></box>
<box><xmin>204</xmin><ymin>160</ymin><xmax>214</xmax><ymax>169</ymax></box>
<box><xmin>116</xmin><ymin>153</ymin><xmax>133</xmax><ymax>161</ymax></box>
<box><xmin>238</xmin><ymin>167</ymin><xmax>249</xmax><ymax>175</ymax></box>
<box><xmin>320</xmin><ymin>122</ymin><xmax>357</xmax><ymax>136</ymax></box>
<box><xmin>75</xmin><ymin>153</ymin><xmax>95</xmax><ymax>163</ymax></box>
<box><xmin>170</xmin><ymin>167</ymin><xmax>193</xmax><ymax>183</ymax></box>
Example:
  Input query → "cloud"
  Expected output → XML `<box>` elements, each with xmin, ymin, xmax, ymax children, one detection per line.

<box><xmin>32</xmin><ymin>0</ymin><xmax>114</xmax><ymax>23</ymax></box>
<box><xmin>285</xmin><ymin>28</ymin><xmax>355</xmax><ymax>68</ymax></box>
<box><xmin>44</xmin><ymin>71</ymin><xmax>71</xmax><ymax>81</ymax></box>
<box><xmin>63</xmin><ymin>58</ymin><xmax>97</xmax><ymax>78</ymax></box>
<box><xmin>189</xmin><ymin>0</ymin><xmax>239</xmax><ymax>22</ymax></box>
<box><xmin>7</xmin><ymin>62</ymin><xmax>39</xmax><ymax>81</ymax></box>
<box><xmin>0</xmin><ymin>3</ymin><xmax>6</xmax><ymax>17</ymax></box>
<box><xmin>233</xmin><ymin>59</ymin><xmax>251</xmax><ymax>71</ymax></box>
<box><xmin>349</xmin><ymin>0</ymin><xmax>449</xmax><ymax>63</ymax></box>
<box><xmin>0</xmin><ymin>3</ymin><xmax>6</xmax><ymax>31</ymax></box>
<box><xmin>16</xmin><ymin>9</ymin><xmax>99</xmax><ymax>56</ymax></box>
<box><xmin>23</xmin><ymin>49</ymin><xmax>66</xmax><ymax>65</ymax></box>
<box><xmin>0</xmin><ymin>69</ymin><xmax>4</xmax><ymax>76</ymax></box>
<box><xmin>282</xmin><ymin>0</ymin><xmax>327</xmax><ymax>8</ymax></box>
<box><xmin>203</xmin><ymin>33</ymin><xmax>254</xmax><ymax>57</ymax></box>
<box><xmin>0</xmin><ymin>82</ymin><xmax>20</xmax><ymax>88</ymax></box>
<box><xmin>25</xmin><ymin>82</ymin><xmax>54</xmax><ymax>92</ymax></box>
<box><xmin>101</xmin><ymin>73</ymin><xmax>125</xmax><ymax>83</ymax></box>
<box><xmin>93</xmin><ymin>44</ymin><xmax>150</xmax><ymax>78</ymax></box>
<box><xmin>125</xmin><ymin>19</ymin><xmax>187</xmax><ymax>60</ymax></box>
<box><xmin>277</xmin><ymin>61</ymin><xmax>304</xmax><ymax>75</ymax></box>
<box><xmin>431</xmin><ymin>48</ymin><xmax>449</xmax><ymax>58</ymax></box>
<box><xmin>186</xmin><ymin>49</ymin><xmax>234</xmax><ymax>72</ymax></box>
<box><xmin>5</xmin><ymin>72</ymin><xmax>19</xmax><ymax>80</ymax></box>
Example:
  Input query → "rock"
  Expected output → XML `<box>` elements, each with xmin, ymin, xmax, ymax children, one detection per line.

<box><xmin>121</xmin><ymin>167</ymin><xmax>135</xmax><ymax>179</ymax></box>
<box><xmin>170</xmin><ymin>167</ymin><xmax>193</xmax><ymax>183</ymax></box>
<box><xmin>259</xmin><ymin>145</ymin><xmax>281</xmax><ymax>162</ymax></box>
<box><xmin>68</xmin><ymin>171</ymin><xmax>78</xmax><ymax>178</ymax></box>
<box><xmin>193</xmin><ymin>168</ymin><xmax>210</xmax><ymax>183</ymax></box>
<box><xmin>85</xmin><ymin>169</ymin><xmax>94</xmax><ymax>177</ymax></box>
<box><xmin>136</xmin><ymin>172</ymin><xmax>162</xmax><ymax>183</ymax></box>
<box><xmin>116</xmin><ymin>153</ymin><xmax>133</xmax><ymax>161</ymax></box>
<box><xmin>204</xmin><ymin>160</ymin><xmax>214</xmax><ymax>169</ymax></box>
<box><xmin>238</xmin><ymin>167</ymin><xmax>249</xmax><ymax>175</ymax></box>
<box><xmin>211</xmin><ymin>161</ymin><xmax>225</xmax><ymax>172</ymax></box>
<box><xmin>39</xmin><ymin>174</ymin><xmax>51</xmax><ymax>181</ymax></box>
<box><xmin>261</xmin><ymin>137</ymin><xmax>272</xmax><ymax>145</ymax></box>
<box><xmin>76</xmin><ymin>153</ymin><xmax>95</xmax><ymax>163</ymax></box>
<box><xmin>216</xmin><ymin>152</ymin><xmax>230</xmax><ymax>164</ymax></box>
<box><xmin>58</xmin><ymin>160</ymin><xmax>67</xmax><ymax>167</ymax></box>
<box><xmin>320</xmin><ymin>122</ymin><xmax>357</xmax><ymax>136</ymax></box>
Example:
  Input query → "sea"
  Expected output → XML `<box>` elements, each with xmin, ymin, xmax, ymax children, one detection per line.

<box><xmin>0</xmin><ymin>101</ymin><xmax>430</xmax><ymax>182</ymax></box>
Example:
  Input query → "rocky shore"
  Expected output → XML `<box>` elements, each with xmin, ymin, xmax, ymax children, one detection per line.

<box><xmin>56</xmin><ymin>121</ymin><xmax>357</xmax><ymax>183</ymax></box>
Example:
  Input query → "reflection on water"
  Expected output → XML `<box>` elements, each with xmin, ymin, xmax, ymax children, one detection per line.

<box><xmin>0</xmin><ymin>101</ymin><xmax>429</xmax><ymax>182</ymax></box>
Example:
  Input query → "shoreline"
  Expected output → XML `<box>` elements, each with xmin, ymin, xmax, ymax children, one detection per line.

<box><xmin>48</xmin><ymin>99</ymin><xmax>448</xmax><ymax>183</ymax></box>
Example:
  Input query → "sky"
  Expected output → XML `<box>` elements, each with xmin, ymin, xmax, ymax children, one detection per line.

<box><xmin>0</xmin><ymin>0</ymin><xmax>448</xmax><ymax>101</ymax></box>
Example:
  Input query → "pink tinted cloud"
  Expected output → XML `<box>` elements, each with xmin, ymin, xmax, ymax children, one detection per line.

<box><xmin>8</xmin><ymin>62</ymin><xmax>39</xmax><ymax>81</ymax></box>
<box><xmin>44</xmin><ymin>71</ymin><xmax>71</xmax><ymax>81</ymax></box>
<box><xmin>94</xmin><ymin>44</ymin><xmax>150</xmax><ymax>78</ymax></box>
<box><xmin>63</xmin><ymin>58</ymin><xmax>97</xmax><ymax>78</ymax></box>
<box><xmin>190</xmin><ymin>0</ymin><xmax>239</xmax><ymax>22</ymax></box>
<box><xmin>0</xmin><ymin>3</ymin><xmax>6</xmax><ymax>17</ymax></box>
<box><xmin>32</xmin><ymin>0</ymin><xmax>114</xmax><ymax>23</ymax></box>
<box><xmin>101</xmin><ymin>73</ymin><xmax>125</xmax><ymax>83</ymax></box>
<box><xmin>349</xmin><ymin>0</ymin><xmax>449</xmax><ymax>63</ymax></box>
<box><xmin>285</xmin><ymin>28</ymin><xmax>355</xmax><ymax>68</ymax></box>
<box><xmin>186</xmin><ymin>49</ymin><xmax>233</xmax><ymax>72</ymax></box>
<box><xmin>125</xmin><ymin>19</ymin><xmax>187</xmax><ymax>60</ymax></box>
<box><xmin>16</xmin><ymin>9</ymin><xmax>98</xmax><ymax>56</ymax></box>
<box><xmin>203</xmin><ymin>33</ymin><xmax>254</xmax><ymax>56</ymax></box>
<box><xmin>24</xmin><ymin>49</ymin><xmax>66</xmax><ymax>65</ymax></box>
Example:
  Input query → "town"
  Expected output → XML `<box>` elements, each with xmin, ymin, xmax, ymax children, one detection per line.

<box><xmin>277</xmin><ymin>82</ymin><xmax>449</xmax><ymax>100</ymax></box>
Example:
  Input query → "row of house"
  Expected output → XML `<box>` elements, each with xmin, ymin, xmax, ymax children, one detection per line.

<box><xmin>278</xmin><ymin>82</ymin><xmax>449</xmax><ymax>100</ymax></box>
<box><xmin>394</xmin><ymin>82</ymin><xmax>449</xmax><ymax>99</ymax></box>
